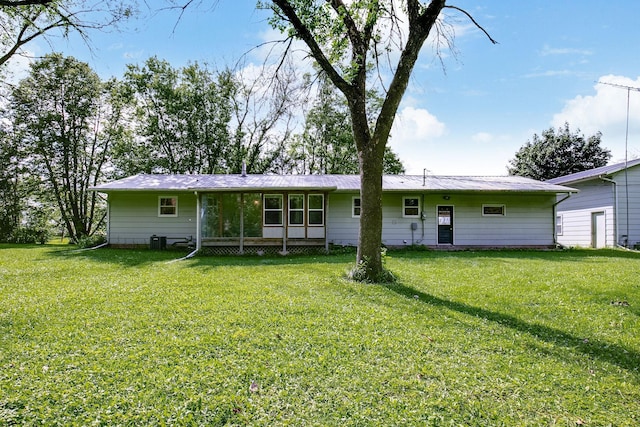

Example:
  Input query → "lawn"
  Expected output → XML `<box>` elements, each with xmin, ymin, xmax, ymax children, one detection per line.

<box><xmin>0</xmin><ymin>244</ymin><xmax>638</xmax><ymax>426</ymax></box>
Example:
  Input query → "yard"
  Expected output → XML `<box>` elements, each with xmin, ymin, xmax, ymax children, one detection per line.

<box><xmin>1</xmin><ymin>244</ymin><xmax>638</xmax><ymax>426</ymax></box>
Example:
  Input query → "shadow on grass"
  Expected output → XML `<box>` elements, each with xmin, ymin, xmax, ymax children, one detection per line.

<box><xmin>385</xmin><ymin>281</ymin><xmax>640</xmax><ymax>375</ymax></box>
<box><xmin>52</xmin><ymin>246</ymin><xmax>354</xmax><ymax>268</ymax></box>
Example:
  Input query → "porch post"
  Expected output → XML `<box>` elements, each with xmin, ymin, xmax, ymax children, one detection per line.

<box><xmin>195</xmin><ymin>192</ymin><xmax>202</xmax><ymax>251</ymax></box>
<box><xmin>240</xmin><ymin>193</ymin><xmax>244</xmax><ymax>255</ymax></box>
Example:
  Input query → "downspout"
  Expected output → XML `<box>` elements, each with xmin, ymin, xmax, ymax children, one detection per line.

<box><xmin>169</xmin><ymin>192</ymin><xmax>200</xmax><ymax>262</ymax></box>
<box><xmin>552</xmin><ymin>192</ymin><xmax>573</xmax><ymax>246</ymax></box>
<box><xmin>599</xmin><ymin>175</ymin><xmax>620</xmax><ymax>247</ymax></box>
<box><xmin>239</xmin><ymin>193</ymin><xmax>245</xmax><ymax>255</ymax></box>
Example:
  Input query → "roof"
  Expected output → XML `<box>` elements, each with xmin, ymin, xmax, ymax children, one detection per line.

<box><xmin>92</xmin><ymin>173</ymin><xmax>577</xmax><ymax>194</ymax></box>
<box><xmin>547</xmin><ymin>158</ymin><xmax>640</xmax><ymax>185</ymax></box>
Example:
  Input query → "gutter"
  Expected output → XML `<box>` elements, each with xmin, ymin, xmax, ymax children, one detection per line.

<box><xmin>552</xmin><ymin>192</ymin><xmax>574</xmax><ymax>246</ymax></box>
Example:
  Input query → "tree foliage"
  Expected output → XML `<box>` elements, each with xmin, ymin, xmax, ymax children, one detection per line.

<box><xmin>121</xmin><ymin>57</ymin><xmax>234</xmax><ymax>174</ymax></box>
<box><xmin>508</xmin><ymin>122</ymin><xmax>611</xmax><ymax>181</ymax></box>
<box><xmin>290</xmin><ymin>74</ymin><xmax>404</xmax><ymax>175</ymax></box>
<box><xmin>261</xmin><ymin>0</ymin><xmax>494</xmax><ymax>281</ymax></box>
<box><xmin>10</xmin><ymin>53</ymin><xmax>125</xmax><ymax>242</ymax></box>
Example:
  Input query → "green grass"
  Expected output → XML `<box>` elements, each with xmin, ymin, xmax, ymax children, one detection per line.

<box><xmin>1</xmin><ymin>244</ymin><xmax>639</xmax><ymax>426</ymax></box>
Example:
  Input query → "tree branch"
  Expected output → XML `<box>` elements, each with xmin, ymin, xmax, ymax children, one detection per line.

<box><xmin>444</xmin><ymin>5</ymin><xmax>498</xmax><ymax>44</ymax></box>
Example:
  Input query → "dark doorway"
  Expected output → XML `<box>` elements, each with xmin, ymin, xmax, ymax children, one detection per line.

<box><xmin>438</xmin><ymin>206</ymin><xmax>454</xmax><ymax>244</ymax></box>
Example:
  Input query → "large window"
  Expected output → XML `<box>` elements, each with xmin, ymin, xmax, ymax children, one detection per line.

<box><xmin>308</xmin><ymin>194</ymin><xmax>324</xmax><ymax>225</ymax></box>
<box><xmin>482</xmin><ymin>204</ymin><xmax>506</xmax><ymax>217</ymax></box>
<box><xmin>201</xmin><ymin>193</ymin><xmax>262</xmax><ymax>238</ymax></box>
<box><xmin>264</xmin><ymin>194</ymin><xmax>283</xmax><ymax>226</ymax></box>
<box><xmin>403</xmin><ymin>196</ymin><xmax>420</xmax><ymax>218</ymax></box>
<box><xmin>352</xmin><ymin>197</ymin><xmax>361</xmax><ymax>218</ymax></box>
<box><xmin>158</xmin><ymin>196</ymin><xmax>178</xmax><ymax>217</ymax></box>
<box><xmin>289</xmin><ymin>194</ymin><xmax>304</xmax><ymax>226</ymax></box>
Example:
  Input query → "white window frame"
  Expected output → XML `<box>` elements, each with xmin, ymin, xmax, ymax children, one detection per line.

<box><xmin>403</xmin><ymin>196</ymin><xmax>421</xmax><ymax>218</ymax></box>
<box><xmin>288</xmin><ymin>194</ymin><xmax>305</xmax><ymax>226</ymax></box>
<box><xmin>308</xmin><ymin>194</ymin><xmax>324</xmax><ymax>226</ymax></box>
<box><xmin>158</xmin><ymin>196</ymin><xmax>178</xmax><ymax>217</ymax></box>
<box><xmin>263</xmin><ymin>194</ymin><xmax>283</xmax><ymax>226</ymax></box>
<box><xmin>352</xmin><ymin>197</ymin><xmax>361</xmax><ymax>218</ymax></box>
<box><xmin>556</xmin><ymin>214</ymin><xmax>563</xmax><ymax>236</ymax></box>
<box><xmin>482</xmin><ymin>204</ymin><xmax>506</xmax><ymax>217</ymax></box>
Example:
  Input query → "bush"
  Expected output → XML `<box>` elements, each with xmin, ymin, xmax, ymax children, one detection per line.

<box><xmin>9</xmin><ymin>227</ymin><xmax>50</xmax><ymax>244</ymax></box>
<box><xmin>76</xmin><ymin>234</ymin><xmax>107</xmax><ymax>249</ymax></box>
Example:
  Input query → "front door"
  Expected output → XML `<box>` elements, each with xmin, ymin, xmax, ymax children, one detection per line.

<box><xmin>438</xmin><ymin>206</ymin><xmax>454</xmax><ymax>244</ymax></box>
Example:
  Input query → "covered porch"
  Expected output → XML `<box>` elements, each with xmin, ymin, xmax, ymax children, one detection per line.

<box><xmin>196</xmin><ymin>191</ymin><xmax>329</xmax><ymax>255</ymax></box>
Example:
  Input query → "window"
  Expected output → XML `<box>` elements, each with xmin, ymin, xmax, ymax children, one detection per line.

<box><xmin>556</xmin><ymin>215</ymin><xmax>563</xmax><ymax>236</ymax></box>
<box><xmin>308</xmin><ymin>194</ymin><xmax>324</xmax><ymax>226</ymax></box>
<box><xmin>264</xmin><ymin>194</ymin><xmax>283</xmax><ymax>225</ymax></box>
<box><xmin>289</xmin><ymin>194</ymin><xmax>304</xmax><ymax>226</ymax></box>
<box><xmin>159</xmin><ymin>196</ymin><xmax>178</xmax><ymax>217</ymax></box>
<box><xmin>403</xmin><ymin>197</ymin><xmax>420</xmax><ymax>218</ymax></box>
<box><xmin>352</xmin><ymin>197</ymin><xmax>361</xmax><ymax>218</ymax></box>
<box><xmin>482</xmin><ymin>204</ymin><xmax>506</xmax><ymax>216</ymax></box>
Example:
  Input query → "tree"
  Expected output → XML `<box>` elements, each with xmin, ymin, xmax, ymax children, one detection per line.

<box><xmin>10</xmin><ymin>53</ymin><xmax>125</xmax><ymax>242</ymax></box>
<box><xmin>0</xmin><ymin>0</ymin><xmax>135</xmax><ymax>68</ymax></box>
<box><xmin>290</xmin><ymin>74</ymin><xmax>405</xmax><ymax>175</ymax></box>
<box><xmin>0</xmin><ymin>126</ymin><xmax>21</xmax><ymax>240</ymax></box>
<box><xmin>261</xmin><ymin>0</ymin><xmax>495</xmax><ymax>281</ymax></box>
<box><xmin>508</xmin><ymin>122</ymin><xmax>611</xmax><ymax>181</ymax></box>
<box><xmin>121</xmin><ymin>57</ymin><xmax>234</xmax><ymax>174</ymax></box>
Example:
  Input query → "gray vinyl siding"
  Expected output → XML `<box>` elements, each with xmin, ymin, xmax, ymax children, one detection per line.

<box><xmin>327</xmin><ymin>192</ymin><xmax>556</xmax><ymax>247</ymax></box>
<box><xmin>613</xmin><ymin>167</ymin><xmax>640</xmax><ymax>247</ymax></box>
<box><xmin>555</xmin><ymin>181</ymin><xmax>615</xmax><ymax>247</ymax></box>
<box><xmin>555</xmin><ymin>166</ymin><xmax>640</xmax><ymax>247</ymax></box>
<box><xmin>107</xmin><ymin>192</ymin><xmax>197</xmax><ymax>245</ymax></box>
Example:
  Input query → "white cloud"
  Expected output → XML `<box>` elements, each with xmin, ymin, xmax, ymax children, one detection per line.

<box><xmin>391</xmin><ymin>106</ymin><xmax>446</xmax><ymax>144</ymax></box>
<box><xmin>472</xmin><ymin>132</ymin><xmax>493</xmax><ymax>143</ymax></box>
<box><xmin>552</xmin><ymin>75</ymin><xmax>640</xmax><ymax>161</ymax></box>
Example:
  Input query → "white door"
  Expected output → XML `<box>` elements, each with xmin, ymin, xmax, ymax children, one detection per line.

<box><xmin>591</xmin><ymin>212</ymin><xmax>606</xmax><ymax>248</ymax></box>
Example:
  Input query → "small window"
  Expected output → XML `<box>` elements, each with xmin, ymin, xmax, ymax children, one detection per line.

<box><xmin>264</xmin><ymin>194</ymin><xmax>283</xmax><ymax>225</ymax></box>
<box><xmin>403</xmin><ymin>197</ymin><xmax>420</xmax><ymax>218</ymax></box>
<box><xmin>352</xmin><ymin>197</ymin><xmax>361</xmax><ymax>218</ymax></box>
<box><xmin>556</xmin><ymin>215</ymin><xmax>563</xmax><ymax>236</ymax></box>
<box><xmin>308</xmin><ymin>194</ymin><xmax>324</xmax><ymax>226</ymax></box>
<box><xmin>289</xmin><ymin>194</ymin><xmax>304</xmax><ymax>226</ymax></box>
<box><xmin>159</xmin><ymin>196</ymin><xmax>178</xmax><ymax>217</ymax></box>
<box><xmin>482</xmin><ymin>204</ymin><xmax>506</xmax><ymax>217</ymax></box>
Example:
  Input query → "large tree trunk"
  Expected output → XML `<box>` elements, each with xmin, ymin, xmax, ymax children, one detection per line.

<box><xmin>357</xmin><ymin>145</ymin><xmax>385</xmax><ymax>279</ymax></box>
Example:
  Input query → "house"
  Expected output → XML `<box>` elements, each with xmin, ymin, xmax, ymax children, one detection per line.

<box><xmin>91</xmin><ymin>173</ymin><xmax>576</xmax><ymax>254</ymax></box>
<box><xmin>548</xmin><ymin>158</ymin><xmax>640</xmax><ymax>249</ymax></box>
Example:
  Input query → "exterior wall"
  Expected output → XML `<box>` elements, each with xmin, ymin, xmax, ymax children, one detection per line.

<box><xmin>555</xmin><ymin>166</ymin><xmax>640</xmax><ymax>248</ymax></box>
<box><xmin>327</xmin><ymin>192</ymin><xmax>557</xmax><ymax>247</ymax></box>
<box><xmin>611</xmin><ymin>166</ymin><xmax>640</xmax><ymax>247</ymax></box>
<box><xmin>555</xmin><ymin>181</ymin><xmax>615</xmax><ymax>248</ymax></box>
<box><xmin>107</xmin><ymin>192</ymin><xmax>197</xmax><ymax>246</ymax></box>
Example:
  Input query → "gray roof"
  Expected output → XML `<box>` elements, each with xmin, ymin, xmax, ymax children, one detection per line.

<box><xmin>547</xmin><ymin>158</ymin><xmax>640</xmax><ymax>185</ymax></box>
<box><xmin>92</xmin><ymin>173</ymin><xmax>576</xmax><ymax>194</ymax></box>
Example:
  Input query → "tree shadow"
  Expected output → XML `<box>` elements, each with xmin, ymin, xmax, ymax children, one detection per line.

<box><xmin>384</xmin><ymin>281</ymin><xmax>640</xmax><ymax>375</ymax></box>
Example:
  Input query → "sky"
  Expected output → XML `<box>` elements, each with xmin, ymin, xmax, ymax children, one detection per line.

<box><xmin>8</xmin><ymin>0</ymin><xmax>640</xmax><ymax>176</ymax></box>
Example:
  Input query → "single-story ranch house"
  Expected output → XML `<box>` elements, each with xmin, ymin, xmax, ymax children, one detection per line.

<box><xmin>91</xmin><ymin>173</ymin><xmax>577</xmax><ymax>254</ymax></box>
<box><xmin>548</xmin><ymin>158</ymin><xmax>640</xmax><ymax>249</ymax></box>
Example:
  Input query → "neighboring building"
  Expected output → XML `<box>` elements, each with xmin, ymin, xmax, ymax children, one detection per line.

<box><xmin>548</xmin><ymin>158</ymin><xmax>640</xmax><ymax>248</ymax></box>
<box><xmin>91</xmin><ymin>173</ymin><xmax>576</xmax><ymax>254</ymax></box>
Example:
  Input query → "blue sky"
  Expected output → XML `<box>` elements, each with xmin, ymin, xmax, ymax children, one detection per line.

<box><xmin>13</xmin><ymin>0</ymin><xmax>640</xmax><ymax>175</ymax></box>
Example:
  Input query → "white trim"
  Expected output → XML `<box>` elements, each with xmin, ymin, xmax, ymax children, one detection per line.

<box><xmin>158</xmin><ymin>196</ymin><xmax>178</xmax><ymax>217</ymax></box>
<box><xmin>403</xmin><ymin>196</ymin><xmax>420</xmax><ymax>218</ymax></box>
<box><xmin>352</xmin><ymin>196</ymin><xmax>361</xmax><ymax>218</ymax></box>
<box><xmin>308</xmin><ymin>194</ymin><xmax>324</xmax><ymax>226</ymax></box>
<box><xmin>264</xmin><ymin>194</ymin><xmax>283</xmax><ymax>226</ymax></box>
<box><xmin>482</xmin><ymin>204</ymin><xmax>506</xmax><ymax>217</ymax></box>
<box><xmin>288</xmin><ymin>193</ymin><xmax>305</xmax><ymax>226</ymax></box>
